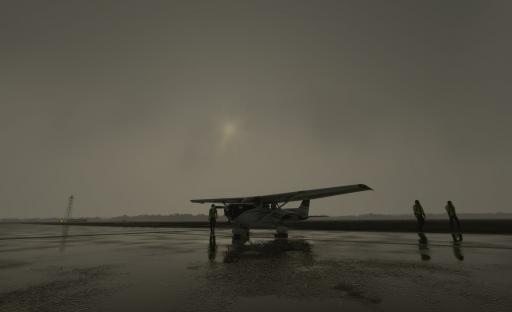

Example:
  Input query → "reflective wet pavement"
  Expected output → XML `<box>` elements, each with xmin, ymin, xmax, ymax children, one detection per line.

<box><xmin>1</xmin><ymin>224</ymin><xmax>512</xmax><ymax>311</ymax></box>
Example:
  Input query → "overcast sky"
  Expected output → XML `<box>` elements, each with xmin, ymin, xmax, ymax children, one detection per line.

<box><xmin>1</xmin><ymin>0</ymin><xmax>511</xmax><ymax>218</ymax></box>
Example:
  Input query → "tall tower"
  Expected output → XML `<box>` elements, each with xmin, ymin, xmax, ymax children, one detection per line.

<box><xmin>65</xmin><ymin>195</ymin><xmax>74</xmax><ymax>222</ymax></box>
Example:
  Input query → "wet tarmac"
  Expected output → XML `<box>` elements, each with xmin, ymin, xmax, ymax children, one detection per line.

<box><xmin>1</xmin><ymin>224</ymin><xmax>512</xmax><ymax>312</ymax></box>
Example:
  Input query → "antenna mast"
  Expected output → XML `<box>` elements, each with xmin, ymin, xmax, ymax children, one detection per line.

<box><xmin>65</xmin><ymin>195</ymin><xmax>74</xmax><ymax>222</ymax></box>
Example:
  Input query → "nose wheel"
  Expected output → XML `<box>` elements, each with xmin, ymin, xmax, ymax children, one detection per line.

<box><xmin>232</xmin><ymin>227</ymin><xmax>250</xmax><ymax>245</ymax></box>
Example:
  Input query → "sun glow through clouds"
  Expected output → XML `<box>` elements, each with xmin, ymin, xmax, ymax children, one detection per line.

<box><xmin>219</xmin><ymin>121</ymin><xmax>238</xmax><ymax>151</ymax></box>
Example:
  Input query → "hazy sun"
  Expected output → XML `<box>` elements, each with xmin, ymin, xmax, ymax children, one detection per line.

<box><xmin>220</xmin><ymin>121</ymin><xmax>238</xmax><ymax>150</ymax></box>
<box><xmin>223</xmin><ymin>122</ymin><xmax>237</xmax><ymax>138</ymax></box>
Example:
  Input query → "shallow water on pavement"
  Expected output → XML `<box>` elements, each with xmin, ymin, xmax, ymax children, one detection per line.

<box><xmin>1</xmin><ymin>224</ymin><xmax>511</xmax><ymax>312</ymax></box>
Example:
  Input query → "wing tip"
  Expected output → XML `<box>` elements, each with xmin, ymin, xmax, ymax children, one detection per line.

<box><xmin>358</xmin><ymin>184</ymin><xmax>373</xmax><ymax>191</ymax></box>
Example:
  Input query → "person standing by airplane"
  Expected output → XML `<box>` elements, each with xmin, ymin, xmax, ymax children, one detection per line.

<box><xmin>209</xmin><ymin>204</ymin><xmax>218</xmax><ymax>235</ymax></box>
<box><xmin>413</xmin><ymin>200</ymin><xmax>427</xmax><ymax>242</ymax></box>
<box><xmin>446</xmin><ymin>200</ymin><xmax>463</xmax><ymax>242</ymax></box>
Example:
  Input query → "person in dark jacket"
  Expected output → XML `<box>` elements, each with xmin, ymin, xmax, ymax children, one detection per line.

<box><xmin>209</xmin><ymin>204</ymin><xmax>218</xmax><ymax>235</ymax></box>
<box><xmin>413</xmin><ymin>200</ymin><xmax>426</xmax><ymax>232</ymax></box>
<box><xmin>413</xmin><ymin>200</ymin><xmax>427</xmax><ymax>242</ymax></box>
<box><xmin>446</xmin><ymin>200</ymin><xmax>463</xmax><ymax>242</ymax></box>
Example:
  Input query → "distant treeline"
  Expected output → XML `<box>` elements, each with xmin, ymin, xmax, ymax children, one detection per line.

<box><xmin>326</xmin><ymin>212</ymin><xmax>512</xmax><ymax>220</ymax></box>
<box><xmin>2</xmin><ymin>212</ymin><xmax>512</xmax><ymax>223</ymax></box>
<box><xmin>0</xmin><ymin>213</ymin><xmax>227</xmax><ymax>223</ymax></box>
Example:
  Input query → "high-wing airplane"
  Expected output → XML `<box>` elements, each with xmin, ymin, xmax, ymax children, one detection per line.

<box><xmin>191</xmin><ymin>184</ymin><xmax>372</xmax><ymax>242</ymax></box>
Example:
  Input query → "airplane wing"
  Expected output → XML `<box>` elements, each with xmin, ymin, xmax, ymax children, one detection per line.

<box><xmin>190</xmin><ymin>197</ymin><xmax>245</xmax><ymax>204</ymax></box>
<box><xmin>190</xmin><ymin>184</ymin><xmax>372</xmax><ymax>204</ymax></box>
<box><xmin>258</xmin><ymin>184</ymin><xmax>372</xmax><ymax>203</ymax></box>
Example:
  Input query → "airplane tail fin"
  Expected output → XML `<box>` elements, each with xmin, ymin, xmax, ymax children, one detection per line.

<box><xmin>298</xmin><ymin>199</ymin><xmax>310</xmax><ymax>218</ymax></box>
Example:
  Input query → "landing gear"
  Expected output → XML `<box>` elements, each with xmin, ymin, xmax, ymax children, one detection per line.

<box><xmin>232</xmin><ymin>227</ymin><xmax>250</xmax><ymax>245</ymax></box>
<box><xmin>274</xmin><ymin>225</ymin><xmax>288</xmax><ymax>239</ymax></box>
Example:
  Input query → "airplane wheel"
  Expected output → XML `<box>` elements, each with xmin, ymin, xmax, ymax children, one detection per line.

<box><xmin>232</xmin><ymin>227</ymin><xmax>249</xmax><ymax>244</ymax></box>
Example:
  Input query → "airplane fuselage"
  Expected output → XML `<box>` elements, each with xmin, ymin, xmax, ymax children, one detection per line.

<box><xmin>224</xmin><ymin>200</ymin><xmax>310</xmax><ymax>228</ymax></box>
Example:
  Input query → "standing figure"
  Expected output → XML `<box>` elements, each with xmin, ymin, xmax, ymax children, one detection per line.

<box><xmin>209</xmin><ymin>204</ymin><xmax>218</xmax><ymax>235</ymax></box>
<box><xmin>446</xmin><ymin>200</ymin><xmax>463</xmax><ymax>242</ymax></box>
<box><xmin>413</xmin><ymin>200</ymin><xmax>427</xmax><ymax>242</ymax></box>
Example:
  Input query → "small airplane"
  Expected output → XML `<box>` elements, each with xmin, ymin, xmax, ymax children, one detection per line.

<box><xmin>191</xmin><ymin>184</ymin><xmax>372</xmax><ymax>243</ymax></box>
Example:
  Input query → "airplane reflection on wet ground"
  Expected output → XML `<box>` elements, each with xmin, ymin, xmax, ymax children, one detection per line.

<box><xmin>1</xmin><ymin>224</ymin><xmax>512</xmax><ymax>312</ymax></box>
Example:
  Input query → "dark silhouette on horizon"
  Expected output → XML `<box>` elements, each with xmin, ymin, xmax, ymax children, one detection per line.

<box><xmin>413</xmin><ymin>200</ymin><xmax>428</xmax><ymax>243</ymax></box>
<box><xmin>209</xmin><ymin>204</ymin><xmax>218</xmax><ymax>235</ymax></box>
<box><xmin>193</xmin><ymin>184</ymin><xmax>371</xmax><ymax>244</ymax></box>
<box><xmin>446</xmin><ymin>201</ymin><xmax>463</xmax><ymax>242</ymax></box>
